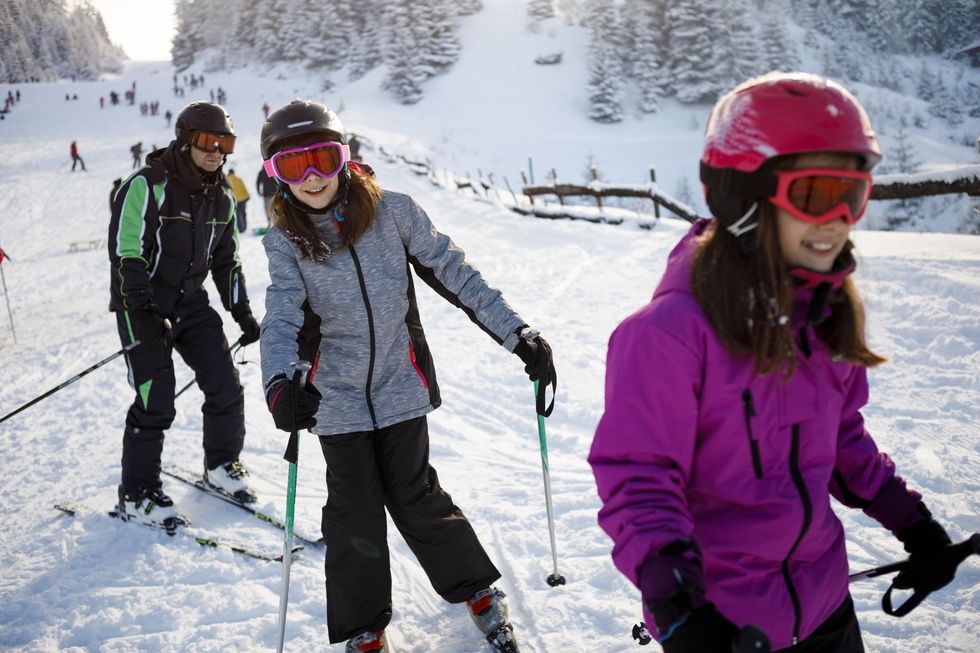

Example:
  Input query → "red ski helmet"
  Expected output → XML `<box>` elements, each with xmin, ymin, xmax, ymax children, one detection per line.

<box><xmin>699</xmin><ymin>72</ymin><xmax>881</xmax><ymax>249</ymax></box>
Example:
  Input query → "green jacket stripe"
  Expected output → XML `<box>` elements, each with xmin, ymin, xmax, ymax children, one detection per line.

<box><xmin>116</xmin><ymin>176</ymin><xmax>149</xmax><ymax>261</ymax></box>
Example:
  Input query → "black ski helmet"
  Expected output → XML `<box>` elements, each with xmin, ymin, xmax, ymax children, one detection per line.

<box><xmin>175</xmin><ymin>102</ymin><xmax>235</xmax><ymax>144</ymax></box>
<box><xmin>260</xmin><ymin>99</ymin><xmax>346</xmax><ymax>159</ymax></box>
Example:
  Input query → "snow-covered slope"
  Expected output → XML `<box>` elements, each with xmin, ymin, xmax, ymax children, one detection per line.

<box><xmin>0</xmin><ymin>58</ymin><xmax>977</xmax><ymax>652</ymax></box>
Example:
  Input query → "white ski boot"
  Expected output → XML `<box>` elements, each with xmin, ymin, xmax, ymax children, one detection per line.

<box><xmin>116</xmin><ymin>484</ymin><xmax>183</xmax><ymax>533</ymax></box>
<box><xmin>345</xmin><ymin>630</ymin><xmax>391</xmax><ymax>653</ymax></box>
<box><xmin>467</xmin><ymin>587</ymin><xmax>521</xmax><ymax>652</ymax></box>
<box><xmin>203</xmin><ymin>459</ymin><xmax>257</xmax><ymax>504</ymax></box>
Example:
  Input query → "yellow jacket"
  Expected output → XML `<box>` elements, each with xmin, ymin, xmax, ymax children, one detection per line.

<box><xmin>227</xmin><ymin>172</ymin><xmax>250</xmax><ymax>203</ymax></box>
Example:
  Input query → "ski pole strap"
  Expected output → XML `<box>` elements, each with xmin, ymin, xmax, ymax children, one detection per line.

<box><xmin>283</xmin><ymin>431</ymin><xmax>299</xmax><ymax>465</ymax></box>
<box><xmin>536</xmin><ymin>371</ymin><xmax>556</xmax><ymax>417</ymax></box>
<box><xmin>881</xmin><ymin>533</ymin><xmax>979</xmax><ymax>617</ymax></box>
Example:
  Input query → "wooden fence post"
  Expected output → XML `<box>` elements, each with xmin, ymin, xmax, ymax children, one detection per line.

<box><xmin>592</xmin><ymin>167</ymin><xmax>602</xmax><ymax>210</ymax></box>
<box><xmin>650</xmin><ymin>167</ymin><xmax>661</xmax><ymax>218</ymax></box>
<box><xmin>521</xmin><ymin>171</ymin><xmax>534</xmax><ymax>205</ymax></box>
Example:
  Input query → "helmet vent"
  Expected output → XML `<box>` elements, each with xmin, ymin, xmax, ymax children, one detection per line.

<box><xmin>288</xmin><ymin>120</ymin><xmax>314</xmax><ymax>128</ymax></box>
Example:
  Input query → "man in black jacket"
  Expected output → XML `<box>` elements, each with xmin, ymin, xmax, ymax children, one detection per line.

<box><xmin>254</xmin><ymin>166</ymin><xmax>277</xmax><ymax>228</ymax></box>
<box><xmin>107</xmin><ymin>102</ymin><xmax>262</xmax><ymax>528</ymax></box>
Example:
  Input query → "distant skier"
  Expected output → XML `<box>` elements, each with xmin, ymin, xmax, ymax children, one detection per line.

<box><xmin>107</xmin><ymin>101</ymin><xmax>261</xmax><ymax>529</ymax></box>
<box><xmin>348</xmin><ymin>132</ymin><xmax>361</xmax><ymax>162</ymax></box>
<box><xmin>259</xmin><ymin>99</ymin><xmax>554</xmax><ymax>653</ymax></box>
<box><xmin>70</xmin><ymin>140</ymin><xmax>86</xmax><ymax>171</ymax></box>
<box><xmin>254</xmin><ymin>167</ymin><xmax>277</xmax><ymax>227</ymax></box>
<box><xmin>225</xmin><ymin>168</ymin><xmax>250</xmax><ymax>233</ymax></box>
<box><xmin>590</xmin><ymin>72</ymin><xmax>963</xmax><ymax>653</ymax></box>
<box><xmin>130</xmin><ymin>142</ymin><xmax>143</xmax><ymax>168</ymax></box>
<box><xmin>164</xmin><ymin>109</ymin><xmax>172</xmax><ymax>127</ymax></box>
<box><xmin>262</xmin><ymin>102</ymin><xmax>269</xmax><ymax>119</ymax></box>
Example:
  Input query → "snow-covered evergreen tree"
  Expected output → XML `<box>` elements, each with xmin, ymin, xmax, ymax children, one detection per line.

<box><xmin>383</xmin><ymin>1</ymin><xmax>424</xmax><ymax>104</ymax></box>
<box><xmin>348</xmin><ymin>0</ymin><xmax>386</xmax><ymax>81</ymax></box>
<box><xmin>759</xmin><ymin>6</ymin><xmax>800</xmax><ymax>73</ymax></box>
<box><xmin>668</xmin><ymin>0</ymin><xmax>726</xmax><ymax>104</ymax></box>
<box><xmin>633</xmin><ymin>2</ymin><xmax>664</xmax><ymax>113</ymax></box>
<box><xmin>527</xmin><ymin>0</ymin><xmax>556</xmax><ymax>21</ymax></box>
<box><xmin>456</xmin><ymin>0</ymin><xmax>483</xmax><ymax>16</ymax></box>
<box><xmin>720</xmin><ymin>0</ymin><xmax>763</xmax><ymax>88</ymax></box>
<box><xmin>415</xmin><ymin>0</ymin><xmax>461</xmax><ymax>78</ymax></box>
<box><xmin>584</xmin><ymin>0</ymin><xmax>623</xmax><ymax>122</ymax></box>
<box><xmin>0</xmin><ymin>0</ymin><xmax>122</xmax><ymax>82</ymax></box>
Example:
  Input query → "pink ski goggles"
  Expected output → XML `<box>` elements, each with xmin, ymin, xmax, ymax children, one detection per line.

<box><xmin>263</xmin><ymin>141</ymin><xmax>351</xmax><ymax>184</ymax></box>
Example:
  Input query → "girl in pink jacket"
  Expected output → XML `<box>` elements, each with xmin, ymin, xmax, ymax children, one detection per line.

<box><xmin>589</xmin><ymin>73</ymin><xmax>959</xmax><ymax>653</ymax></box>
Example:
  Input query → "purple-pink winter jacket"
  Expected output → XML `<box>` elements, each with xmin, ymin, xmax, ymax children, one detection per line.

<box><xmin>589</xmin><ymin>220</ymin><xmax>924</xmax><ymax>649</ymax></box>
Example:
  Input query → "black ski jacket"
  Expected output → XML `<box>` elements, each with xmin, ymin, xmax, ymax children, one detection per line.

<box><xmin>107</xmin><ymin>143</ymin><xmax>250</xmax><ymax>318</ymax></box>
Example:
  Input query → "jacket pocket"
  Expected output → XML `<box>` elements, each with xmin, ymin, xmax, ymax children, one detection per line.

<box><xmin>408</xmin><ymin>342</ymin><xmax>428</xmax><ymax>389</ymax></box>
<box><xmin>741</xmin><ymin>388</ymin><xmax>764</xmax><ymax>479</ymax></box>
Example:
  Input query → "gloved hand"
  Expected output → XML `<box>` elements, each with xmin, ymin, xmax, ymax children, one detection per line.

<box><xmin>657</xmin><ymin>603</ymin><xmax>740</xmax><ymax>653</ymax></box>
<box><xmin>513</xmin><ymin>326</ymin><xmax>557</xmax><ymax>416</ymax></box>
<box><xmin>513</xmin><ymin>327</ymin><xmax>555</xmax><ymax>384</ymax></box>
<box><xmin>893</xmin><ymin>518</ymin><xmax>955</xmax><ymax>596</ymax></box>
<box><xmin>130</xmin><ymin>304</ymin><xmax>171</xmax><ymax>349</ymax></box>
<box><xmin>266</xmin><ymin>370</ymin><xmax>321</xmax><ymax>432</ymax></box>
<box><xmin>232</xmin><ymin>306</ymin><xmax>261</xmax><ymax>346</ymax></box>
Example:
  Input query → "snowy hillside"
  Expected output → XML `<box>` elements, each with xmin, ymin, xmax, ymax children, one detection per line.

<box><xmin>0</xmin><ymin>42</ymin><xmax>979</xmax><ymax>653</ymax></box>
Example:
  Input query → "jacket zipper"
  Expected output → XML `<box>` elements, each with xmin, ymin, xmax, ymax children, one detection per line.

<box><xmin>408</xmin><ymin>342</ymin><xmax>428</xmax><ymax>389</ymax></box>
<box><xmin>348</xmin><ymin>246</ymin><xmax>379</xmax><ymax>429</ymax></box>
<box><xmin>741</xmin><ymin>389</ymin><xmax>763</xmax><ymax>479</ymax></box>
<box><xmin>782</xmin><ymin>424</ymin><xmax>812</xmax><ymax>646</ymax></box>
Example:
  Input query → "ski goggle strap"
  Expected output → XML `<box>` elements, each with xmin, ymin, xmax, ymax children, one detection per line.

<box><xmin>769</xmin><ymin>168</ymin><xmax>872</xmax><ymax>225</ymax></box>
<box><xmin>264</xmin><ymin>141</ymin><xmax>351</xmax><ymax>184</ymax></box>
<box><xmin>191</xmin><ymin>130</ymin><xmax>236</xmax><ymax>154</ymax></box>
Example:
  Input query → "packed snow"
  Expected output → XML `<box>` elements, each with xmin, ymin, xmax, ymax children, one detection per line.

<box><xmin>1</xmin><ymin>6</ymin><xmax>979</xmax><ymax>651</ymax></box>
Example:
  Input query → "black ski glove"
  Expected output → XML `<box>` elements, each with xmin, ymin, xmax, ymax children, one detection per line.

<box><xmin>266</xmin><ymin>371</ymin><xmax>321</xmax><ymax>432</ymax></box>
<box><xmin>232</xmin><ymin>306</ymin><xmax>261</xmax><ymax>346</ymax></box>
<box><xmin>512</xmin><ymin>326</ymin><xmax>557</xmax><ymax>416</ymax></box>
<box><xmin>130</xmin><ymin>304</ymin><xmax>171</xmax><ymax>349</ymax></box>
<box><xmin>885</xmin><ymin>516</ymin><xmax>955</xmax><ymax>616</ymax></box>
<box><xmin>657</xmin><ymin>603</ymin><xmax>740</xmax><ymax>653</ymax></box>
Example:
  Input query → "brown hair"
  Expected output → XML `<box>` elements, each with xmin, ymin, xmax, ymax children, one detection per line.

<box><xmin>270</xmin><ymin>166</ymin><xmax>383</xmax><ymax>260</ymax></box>
<box><xmin>691</xmin><ymin>202</ymin><xmax>886</xmax><ymax>377</ymax></box>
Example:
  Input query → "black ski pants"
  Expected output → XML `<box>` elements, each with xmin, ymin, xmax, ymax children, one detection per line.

<box><xmin>318</xmin><ymin>416</ymin><xmax>500</xmax><ymax>643</ymax></box>
<box><xmin>115</xmin><ymin>291</ymin><xmax>244</xmax><ymax>492</ymax></box>
<box><xmin>774</xmin><ymin>595</ymin><xmax>864</xmax><ymax>653</ymax></box>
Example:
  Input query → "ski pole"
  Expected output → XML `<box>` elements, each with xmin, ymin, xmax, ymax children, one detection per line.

<box><xmin>174</xmin><ymin>339</ymin><xmax>244</xmax><ymax>399</ymax></box>
<box><xmin>0</xmin><ymin>341</ymin><xmax>140</xmax><ymax>425</ymax></box>
<box><xmin>0</xmin><ymin>264</ymin><xmax>15</xmax><ymax>343</ymax></box>
<box><xmin>534</xmin><ymin>380</ymin><xmax>565</xmax><ymax>587</ymax></box>
<box><xmin>276</xmin><ymin>360</ymin><xmax>311</xmax><ymax>653</ymax></box>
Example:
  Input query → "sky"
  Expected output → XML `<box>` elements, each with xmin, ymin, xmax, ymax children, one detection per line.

<box><xmin>88</xmin><ymin>0</ymin><xmax>176</xmax><ymax>61</ymax></box>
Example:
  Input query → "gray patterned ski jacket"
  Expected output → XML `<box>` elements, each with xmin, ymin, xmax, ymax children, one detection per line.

<box><xmin>260</xmin><ymin>190</ymin><xmax>526</xmax><ymax>435</ymax></box>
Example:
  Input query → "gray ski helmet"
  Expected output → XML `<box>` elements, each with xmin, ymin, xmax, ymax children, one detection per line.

<box><xmin>260</xmin><ymin>99</ymin><xmax>345</xmax><ymax>159</ymax></box>
<box><xmin>175</xmin><ymin>102</ymin><xmax>235</xmax><ymax>143</ymax></box>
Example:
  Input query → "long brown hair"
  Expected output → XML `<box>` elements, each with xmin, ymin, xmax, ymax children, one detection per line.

<box><xmin>270</xmin><ymin>166</ymin><xmax>383</xmax><ymax>260</ymax></box>
<box><xmin>691</xmin><ymin>202</ymin><xmax>886</xmax><ymax>377</ymax></box>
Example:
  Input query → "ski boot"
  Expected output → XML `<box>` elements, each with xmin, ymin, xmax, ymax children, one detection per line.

<box><xmin>204</xmin><ymin>458</ymin><xmax>257</xmax><ymax>504</ymax></box>
<box><xmin>116</xmin><ymin>484</ymin><xmax>185</xmax><ymax>534</ymax></box>
<box><xmin>467</xmin><ymin>587</ymin><xmax>521</xmax><ymax>652</ymax></box>
<box><xmin>345</xmin><ymin>630</ymin><xmax>391</xmax><ymax>653</ymax></box>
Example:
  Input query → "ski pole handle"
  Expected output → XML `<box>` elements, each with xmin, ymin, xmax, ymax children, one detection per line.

<box><xmin>732</xmin><ymin>625</ymin><xmax>771</xmax><ymax>653</ymax></box>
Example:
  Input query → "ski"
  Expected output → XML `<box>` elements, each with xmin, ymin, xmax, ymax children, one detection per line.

<box><xmin>54</xmin><ymin>502</ymin><xmax>301</xmax><ymax>562</ymax></box>
<box><xmin>162</xmin><ymin>466</ymin><xmax>325</xmax><ymax>548</ymax></box>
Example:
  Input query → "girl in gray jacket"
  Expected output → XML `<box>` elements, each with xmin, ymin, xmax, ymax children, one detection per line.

<box><xmin>259</xmin><ymin>100</ymin><xmax>554</xmax><ymax>653</ymax></box>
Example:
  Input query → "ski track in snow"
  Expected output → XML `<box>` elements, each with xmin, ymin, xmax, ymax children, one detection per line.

<box><xmin>0</xmin><ymin>59</ymin><xmax>978</xmax><ymax>652</ymax></box>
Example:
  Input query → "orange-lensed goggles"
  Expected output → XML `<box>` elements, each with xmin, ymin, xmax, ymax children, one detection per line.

<box><xmin>769</xmin><ymin>168</ymin><xmax>872</xmax><ymax>225</ymax></box>
<box><xmin>263</xmin><ymin>141</ymin><xmax>351</xmax><ymax>184</ymax></box>
<box><xmin>191</xmin><ymin>130</ymin><xmax>236</xmax><ymax>154</ymax></box>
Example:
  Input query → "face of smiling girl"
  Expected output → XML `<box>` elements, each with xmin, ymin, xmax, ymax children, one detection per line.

<box><xmin>287</xmin><ymin>170</ymin><xmax>340</xmax><ymax>210</ymax></box>
<box><xmin>774</xmin><ymin>152</ymin><xmax>860</xmax><ymax>273</ymax></box>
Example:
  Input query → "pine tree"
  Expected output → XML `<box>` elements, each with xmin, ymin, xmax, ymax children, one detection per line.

<box><xmin>348</xmin><ymin>0</ymin><xmax>385</xmax><ymax>80</ymax></box>
<box><xmin>585</xmin><ymin>0</ymin><xmax>623</xmax><ymax>122</ymax></box>
<box><xmin>633</xmin><ymin>2</ymin><xmax>664</xmax><ymax>113</ymax></box>
<box><xmin>759</xmin><ymin>7</ymin><xmax>800</xmax><ymax>73</ymax></box>
<box><xmin>456</xmin><ymin>0</ymin><xmax>483</xmax><ymax>16</ymax></box>
<box><xmin>383</xmin><ymin>1</ymin><xmax>424</xmax><ymax>104</ymax></box>
<box><xmin>721</xmin><ymin>0</ymin><xmax>763</xmax><ymax>87</ymax></box>
<box><xmin>527</xmin><ymin>0</ymin><xmax>555</xmax><ymax>21</ymax></box>
<box><xmin>668</xmin><ymin>0</ymin><xmax>726</xmax><ymax>104</ymax></box>
<box><xmin>416</xmin><ymin>0</ymin><xmax>461</xmax><ymax>78</ymax></box>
